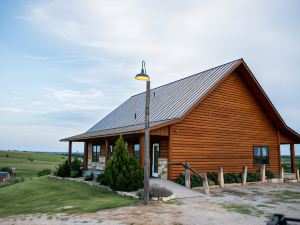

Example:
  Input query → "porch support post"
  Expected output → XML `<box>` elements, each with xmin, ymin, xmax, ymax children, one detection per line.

<box><xmin>168</xmin><ymin>126</ymin><xmax>172</xmax><ymax>180</ymax></box>
<box><xmin>290</xmin><ymin>144</ymin><xmax>296</xmax><ymax>173</ymax></box>
<box><xmin>105</xmin><ymin>139</ymin><xmax>109</xmax><ymax>164</ymax></box>
<box><xmin>83</xmin><ymin>142</ymin><xmax>88</xmax><ymax>170</ymax></box>
<box><xmin>68</xmin><ymin>141</ymin><xmax>72</xmax><ymax>166</ymax></box>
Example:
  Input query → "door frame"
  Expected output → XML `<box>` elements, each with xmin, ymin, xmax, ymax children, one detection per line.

<box><xmin>152</xmin><ymin>143</ymin><xmax>160</xmax><ymax>177</ymax></box>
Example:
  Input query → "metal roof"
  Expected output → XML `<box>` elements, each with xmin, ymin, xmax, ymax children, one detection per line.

<box><xmin>62</xmin><ymin>119</ymin><xmax>173</xmax><ymax>141</ymax></box>
<box><xmin>62</xmin><ymin>59</ymin><xmax>242</xmax><ymax>141</ymax></box>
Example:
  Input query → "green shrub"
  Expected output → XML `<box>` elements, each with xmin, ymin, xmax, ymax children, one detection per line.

<box><xmin>104</xmin><ymin>136</ymin><xmax>143</xmax><ymax>191</ymax></box>
<box><xmin>84</xmin><ymin>172</ymin><xmax>94</xmax><ymax>181</ymax></box>
<box><xmin>27</xmin><ymin>157</ymin><xmax>34</xmax><ymax>162</ymax></box>
<box><xmin>207</xmin><ymin>172</ymin><xmax>218</xmax><ymax>185</ymax></box>
<box><xmin>176</xmin><ymin>173</ymin><xmax>203</xmax><ymax>187</ymax></box>
<box><xmin>266</xmin><ymin>170</ymin><xmax>275</xmax><ymax>179</ymax></box>
<box><xmin>71</xmin><ymin>170</ymin><xmax>79</xmax><ymax>178</ymax></box>
<box><xmin>247</xmin><ymin>171</ymin><xmax>260</xmax><ymax>182</ymax></box>
<box><xmin>97</xmin><ymin>173</ymin><xmax>107</xmax><ymax>185</ymax></box>
<box><xmin>55</xmin><ymin>157</ymin><xmax>82</xmax><ymax>178</ymax></box>
<box><xmin>208</xmin><ymin>179</ymin><xmax>215</xmax><ymax>185</ymax></box>
<box><xmin>70</xmin><ymin>157</ymin><xmax>83</xmax><ymax>177</ymax></box>
<box><xmin>37</xmin><ymin>169</ymin><xmax>52</xmax><ymax>177</ymax></box>
<box><xmin>224</xmin><ymin>173</ymin><xmax>242</xmax><ymax>183</ymax></box>
<box><xmin>55</xmin><ymin>160</ymin><xmax>70</xmax><ymax>177</ymax></box>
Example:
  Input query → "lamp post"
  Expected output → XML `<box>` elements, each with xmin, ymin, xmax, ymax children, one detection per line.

<box><xmin>135</xmin><ymin>60</ymin><xmax>150</xmax><ymax>205</ymax></box>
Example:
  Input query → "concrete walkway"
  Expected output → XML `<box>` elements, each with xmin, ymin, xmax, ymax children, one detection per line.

<box><xmin>150</xmin><ymin>178</ymin><xmax>204</xmax><ymax>199</ymax></box>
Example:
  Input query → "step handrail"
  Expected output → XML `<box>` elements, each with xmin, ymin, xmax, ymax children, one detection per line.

<box><xmin>168</xmin><ymin>162</ymin><xmax>209</xmax><ymax>195</ymax></box>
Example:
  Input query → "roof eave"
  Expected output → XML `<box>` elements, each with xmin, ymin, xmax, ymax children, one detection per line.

<box><xmin>60</xmin><ymin>119</ymin><xmax>179</xmax><ymax>142</ymax></box>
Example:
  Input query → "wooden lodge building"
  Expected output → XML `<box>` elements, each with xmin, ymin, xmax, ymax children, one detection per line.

<box><xmin>61</xmin><ymin>59</ymin><xmax>300</xmax><ymax>180</ymax></box>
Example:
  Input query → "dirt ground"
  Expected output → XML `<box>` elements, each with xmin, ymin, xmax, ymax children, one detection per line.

<box><xmin>1</xmin><ymin>182</ymin><xmax>300</xmax><ymax>225</ymax></box>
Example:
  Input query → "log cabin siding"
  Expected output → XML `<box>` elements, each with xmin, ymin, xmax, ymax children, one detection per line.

<box><xmin>170</xmin><ymin>71</ymin><xmax>280</xmax><ymax>179</ymax></box>
<box><xmin>150</xmin><ymin>126</ymin><xmax>169</xmax><ymax>136</ymax></box>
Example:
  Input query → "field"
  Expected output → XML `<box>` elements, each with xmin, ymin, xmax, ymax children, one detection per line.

<box><xmin>0</xmin><ymin>176</ymin><xmax>137</xmax><ymax>217</ymax></box>
<box><xmin>0</xmin><ymin>150</ymin><xmax>66</xmax><ymax>179</ymax></box>
<box><xmin>281</xmin><ymin>156</ymin><xmax>300</xmax><ymax>173</ymax></box>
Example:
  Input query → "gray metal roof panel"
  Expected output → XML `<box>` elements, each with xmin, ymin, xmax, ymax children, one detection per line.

<box><xmin>87</xmin><ymin>59</ymin><xmax>242</xmax><ymax>133</ymax></box>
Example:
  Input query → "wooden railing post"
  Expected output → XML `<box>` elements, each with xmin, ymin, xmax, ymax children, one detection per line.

<box><xmin>203</xmin><ymin>173</ymin><xmax>210</xmax><ymax>195</ymax></box>
<box><xmin>242</xmin><ymin>165</ymin><xmax>248</xmax><ymax>186</ymax></box>
<box><xmin>218</xmin><ymin>167</ymin><xmax>224</xmax><ymax>188</ymax></box>
<box><xmin>296</xmin><ymin>167</ymin><xmax>300</xmax><ymax>182</ymax></box>
<box><xmin>281</xmin><ymin>166</ymin><xmax>285</xmax><ymax>182</ymax></box>
<box><xmin>184</xmin><ymin>163</ymin><xmax>191</xmax><ymax>188</ymax></box>
<box><xmin>260</xmin><ymin>164</ymin><xmax>266</xmax><ymax>182</ymax></box>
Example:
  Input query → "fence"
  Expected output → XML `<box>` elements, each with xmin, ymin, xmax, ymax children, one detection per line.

<box><xmin>169</xmin><ymin>162</ymin><xmax>300</xmax><ymax>195</ymax></box>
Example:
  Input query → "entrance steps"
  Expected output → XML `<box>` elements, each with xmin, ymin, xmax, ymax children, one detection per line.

<box><xmin>284</xmin><ymin>173</ymin><xmax>297</xmax><ymax>183</ymax></box>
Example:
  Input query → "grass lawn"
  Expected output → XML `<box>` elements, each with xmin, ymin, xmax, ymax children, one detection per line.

<box><xmin>0</xmin><ymin>150</ymin><xmax>66</xmax><ymax>179</ymax></box>
<box><xmin>0</xmin><ymin>176</ymin><xmax>138</xmax><ymax>217</ymax></box>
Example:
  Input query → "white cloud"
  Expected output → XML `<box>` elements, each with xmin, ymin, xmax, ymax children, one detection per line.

<box><xmin>23</xmin><ymin>54</ymin><xmax>50</xmax><ymax>60</ymax></box>
<box><xmin>19</xmin><ymin>0</ymin><xmax>300</xmax><ymax>86</ymax></box>
<box><xmin>45</xmin><ymin>87</ymin><xmax>104</xmax><ymax>102</ymax></box>
<box><xmin>0</xmin><ymin>107</ymin><xmax>24</xmax><ymax>113</ymax></box>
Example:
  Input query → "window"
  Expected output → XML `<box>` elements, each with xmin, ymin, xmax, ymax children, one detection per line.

<box><xmin>134</xmin><ymin>144</ymin><xmax>140</xmax><ymax>161</ymax></box>
<box><xmin>92</xmin><ymin>145</ymin><xmax>101</xmax><ymax>162</ymax></box>
<box><xmin>253</xmin><ymin>146</ymin><xmax>269</xmax><ymax>165</ymax></box>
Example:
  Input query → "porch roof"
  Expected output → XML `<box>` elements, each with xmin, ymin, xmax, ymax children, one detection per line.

<box><xmin>60</xmin><ymin>119</ymin><xmax>173</xmax><ymax>141</ymax></box>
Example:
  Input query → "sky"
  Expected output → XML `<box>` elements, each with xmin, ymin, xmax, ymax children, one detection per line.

<box><xmin>0</xmin><ymin>0</ymin><xmax>299</xmax><ymax>154</ymax></box>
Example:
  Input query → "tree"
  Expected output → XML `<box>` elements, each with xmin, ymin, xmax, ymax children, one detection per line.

<box><xmin>104</xmin><ymin>136</ymin><xmax>143</xmax><ymax>191</ymax></box>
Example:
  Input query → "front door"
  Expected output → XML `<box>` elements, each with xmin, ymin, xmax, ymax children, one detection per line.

<box><xmin>152</xmin><ymin>143</ymin><xmax>160</xmax><ymax>177</ymax></box>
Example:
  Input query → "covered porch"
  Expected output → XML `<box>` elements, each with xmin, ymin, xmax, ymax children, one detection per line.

<box><xmin>279</xmin><ymin>131</ymin><xmax>299</xmax><ymax>179</ymax></box>
<box><xmin>66</xmin><ymin>126</ymin><xmax>171</xmax><ymax>179</ymax></box>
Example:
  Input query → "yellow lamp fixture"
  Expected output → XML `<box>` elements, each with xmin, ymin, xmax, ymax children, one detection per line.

<box><xmin>135</xmin><ymin>60</ymin><xmax>150</xmax><ymax>81</ymax></box>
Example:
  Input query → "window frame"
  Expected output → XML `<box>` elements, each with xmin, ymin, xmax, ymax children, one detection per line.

<box><xmin>92</xmin><ymin>145</ymin><xmax>101</xmax><ymax>162</ymax></box>
<box><xmin>133</xmin><ymin>143</ymin><xmax>140</xmax><ymax>161</ymax></box>
<box><xmin>253</xmin><ymin>146</ymin><xmax>269</xmax><ymax>166</ymax></box>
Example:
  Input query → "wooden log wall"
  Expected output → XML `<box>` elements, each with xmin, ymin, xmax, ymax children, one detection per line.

<box><xmin>169</xmin><ymin>71</ymin><xmax>280</xmax><ymax>180</ymax></box>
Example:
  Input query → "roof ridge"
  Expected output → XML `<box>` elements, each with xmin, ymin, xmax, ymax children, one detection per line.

<box><xmin>130</xmin><ymin>58</ymin><xmax>243</xmax><ymax>98</ymax></box>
